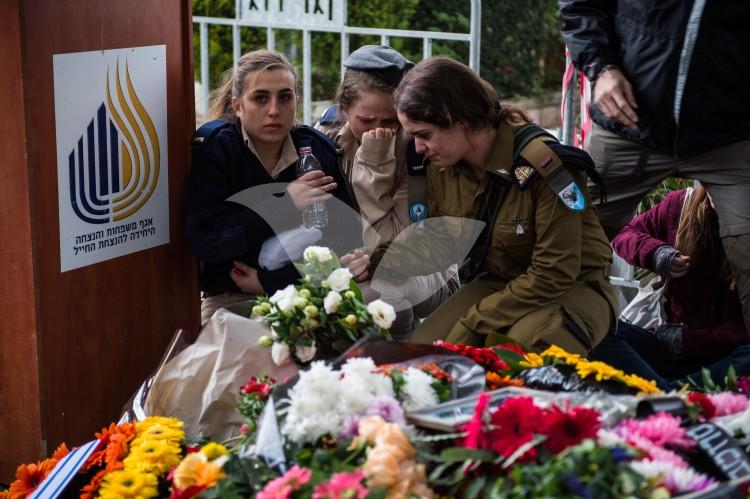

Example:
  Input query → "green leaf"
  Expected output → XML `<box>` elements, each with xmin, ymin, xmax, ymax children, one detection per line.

<box><xmin>464</xmin><ymin>475</ymin><xmax>488</xmax><ymax>499</ymax></box>
<box><xmin>441</xmin><ymin>447</ymin><xmax>496</xmax><ymax>463</ymax></box>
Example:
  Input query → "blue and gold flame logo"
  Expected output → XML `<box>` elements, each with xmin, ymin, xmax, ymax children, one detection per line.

<box><xmin>68</xmin><ymin>60</ymin><xmax>160</xmax><ymax>223</ymax></box>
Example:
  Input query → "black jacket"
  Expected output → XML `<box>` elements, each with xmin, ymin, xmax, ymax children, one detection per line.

<box><xmin>560</xmin><ymin>0</ymin><xmax>750</xmax><ymax>156</ymax></box>
<box><xmin>185</xmin><ymin>120</ymin><xmax>359</xmax><ymax>294</ymax></box>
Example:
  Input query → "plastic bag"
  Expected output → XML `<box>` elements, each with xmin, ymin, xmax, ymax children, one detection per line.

<box><xmin>619</xmin><ymin>272</ymin><xmax>667</xmax><ymax>331</ymax></box>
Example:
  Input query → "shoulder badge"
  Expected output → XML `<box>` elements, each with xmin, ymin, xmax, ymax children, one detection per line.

<box><xmin>518</xmin><ymin>137</ymin><xmax>586</xmax><ymax>212</ymax></box>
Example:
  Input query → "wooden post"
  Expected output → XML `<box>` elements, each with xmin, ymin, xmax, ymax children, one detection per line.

<box><xmin>0</xmin><ymin>0</ymin><xmax>200</xmax><ymax>478</ymax></box>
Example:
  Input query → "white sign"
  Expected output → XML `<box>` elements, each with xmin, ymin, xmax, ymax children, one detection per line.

<box><xmin>240</xmin><ymin>0</ymin><xmax>344</xmax><ymax>26</ymax></box>
<box><xmin>53</xmin><ymin>45</ymin><xmax>169</xmax><ymax>272</ymax></box>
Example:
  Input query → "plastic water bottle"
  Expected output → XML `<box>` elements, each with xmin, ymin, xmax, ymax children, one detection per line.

<box><xmin>296</xmin><ymin>146</ymin><xmax>329</xmax><ymax>229</ymax></box>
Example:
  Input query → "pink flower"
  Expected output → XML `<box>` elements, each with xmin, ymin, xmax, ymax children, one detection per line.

<box><xmin>626</xmin><ymin>434</ymin><xmax>689</xmax><ymax>468</ymax></box>
<box><xmin>312</xmin><ymin>471</ymin><xmax>367</xmax><ymax>499</ymax></box>
<box><xmin>616</xmin><ymin>413</ymin><xmax>694</xmax><ymax>449</ymax></box>
<box><xmin>735</xmin><ymin>376</ymin><xmax>750</xmax><ymax>394</ymax></box>
<box><xmin>257</xmin><ymin>465</ymin><xmax>312</xmax><ymax>499</ymax></box>
<box><xmin>462</xmin><ymin>392</ymin><xmax>490</xmax><ymax>449</ymax></box>
<box><xmin>707</xmin><ymin>392</ymin><xmax>749</xmax><ymax>417</ymax></box>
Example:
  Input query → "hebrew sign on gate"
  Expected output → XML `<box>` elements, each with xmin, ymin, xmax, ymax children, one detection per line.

<box><xmin>240</xmin><ymin>0</ymin><xmax>344</xmax><ymax>26</ymax></box>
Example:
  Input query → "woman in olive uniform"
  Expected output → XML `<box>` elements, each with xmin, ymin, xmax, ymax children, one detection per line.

<box><xmin>384</xmin><ymin>57</ymin><xmax>617</xmax><ymax>355</ymax></box>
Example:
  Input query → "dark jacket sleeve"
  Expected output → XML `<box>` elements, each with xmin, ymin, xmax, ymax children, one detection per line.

<box><xmin>558</xmin><ymin>0</ymin><xmax>619</xmax><ymax>72</ymax></box>
<box><xmin>185</xmin><ymin>133</ymin><xmax>276</xmax><ymax>264</ymax></box>
<box><xmin>611</xmin><ymin>190</ymin><xmax>686</xmax><ymax>269</ymax></box>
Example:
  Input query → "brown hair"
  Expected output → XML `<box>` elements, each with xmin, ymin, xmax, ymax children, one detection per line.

<box><xmin>393</xmin><ymin>56</ymin><xmax>529</xmax><ymax>130</ymax></box>
<box><xmin>208</xmin><ymin>49</ymin><xmax>298</xmax><ymax>121</ymax></box>
<box><xmin>675</xmin><ymin>185</ymin><xmax>734</xmax><ymax>285</ymax></box>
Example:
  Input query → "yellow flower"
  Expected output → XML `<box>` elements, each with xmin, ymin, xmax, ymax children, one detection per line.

<box><xmin>539</xmin><ymin>345</ymin><xmax>583</xmax><ymax>365</ymax></box>
<box><xmin>201</xmin><ymin>443</ymin><xmax>228</xmax><ymax>460</ymax></box>
<box><xmin>575</xmin><ymin>360</ymin><xmax>625</xmax><ymax>382</ymax></box>
<box><xmin>621</xmin><ymin>374</ymin><xmax>661</xmax><ymax>394</ymax></box>
<box><xmin>98</xmin><ymin>469</ymin><xmax>158</xmax><ymax>498</ymax></box>
<box><xmin>136</xmin><ymin>417</ymin><xmax>184</xmax><ymax>434</ymax></box>
<box><xmin>520</xmin><ymin>353</ymin><xmax>545</xmax><ymax>368</ymax></box>
<box><xmin>131</xmin><ymin>423</ymin><xmax>184</xmax><ymax>448</ymax></box>
<box><xmin>124</xmin><ymin>439</ymin><xmax>182</xmax><ymax>475</ymax></box>
<box><xmin>173</xmin><ymin>452</ymin><xmax>226</xmax><ymax>491</ymax></box>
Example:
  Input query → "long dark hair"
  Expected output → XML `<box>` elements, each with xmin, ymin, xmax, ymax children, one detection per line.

<box><xmin>675</xmin><ymin>185</ymin><xmax>734</xmax><ymax>286</ymax></box>
<box><xmin>393</xmin><ymin>56</ymin><xmax>529</xmax><ymax>130</ymax></box>
<box><xmin>208</xmin><ymin>50</ymin><xmax>298</xmax><ymax>121</ymax></box>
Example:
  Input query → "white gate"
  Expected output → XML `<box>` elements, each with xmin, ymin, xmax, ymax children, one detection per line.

<box><xmin>193</xmin><ymin>0</ymin><xmax>482</xmax><ymax>124</ymax></box>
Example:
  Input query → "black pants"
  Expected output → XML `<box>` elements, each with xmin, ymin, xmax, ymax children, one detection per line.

<box><xmin>591</xmin><ymin>320</ymin><xmax>750</xmax><ymax>391</ymax></box>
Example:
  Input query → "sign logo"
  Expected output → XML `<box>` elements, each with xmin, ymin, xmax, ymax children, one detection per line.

<box><xmin>68</xmin><ymin>60</ymin><xmax>160</xmax><ymax>224</ymax></box>
<box><xmin>54</xmin><ymin>45</ymin><xmax>169</xmax><ymax>272</ymax></box>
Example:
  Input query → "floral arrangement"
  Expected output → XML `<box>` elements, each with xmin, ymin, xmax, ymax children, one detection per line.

<box><xmin>252</xmin><ymin>246</ymin><xmax>396</xmax><ymax>366</ymax></box>
<box><xmin>2</xmin><ymin>443</ymin><xmax>69</xmax><ymax>498</ymax></box>
<box><xmin>520</xmin><ymin>345</ymin><xmax>661</xmax><ymax>395</ymax></box>
<box><xmin>432</xmin><ymin>394</ymin><xmax>725</xmax><ymax>497</ymax></box>
<box><xmin>281</xmin><ymin>357</ymin><xmax>444</xmax><ymax>445</ymax></box>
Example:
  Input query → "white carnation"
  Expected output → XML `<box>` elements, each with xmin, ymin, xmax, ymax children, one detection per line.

<box><xmin>399</xmin><ymin>367</ymin><xmax>439</xmax><ymax>412</ymax></box>
<box><xmin>282</xmin><ymin>361</ymin><xmax>343</xmax><ymax>443</ymax></box>
<box><xmin>327</xmin><ymin>267</ymin><xmax>353</xmax><ymax>292</ymax></box>
<box><xmin>296</xmin><ymin>342</ymin><xmax>317</xmax><ymax>363</ymax></box>
<box><xmin>271</xmin><ymin>342</ymin><xmax>292</xmax><ymax>366</ymax></box>
<box><xmin>366</xmin><ymin>299</ymin><xmax>396</xmax><ymax>329</ymax></box>
<box><xmin>323</xmin><ymin>291</ymin><xmax>342</xmax><ymax>314</ymax></box>
<box><xmin>336</xmin><ymin>358</ymin><xmax>395</xmax><ymax>415</ymax></box>
<box><xmin>303</xmin><ymin>246</ymin><xmax>333</xmax><ymax>263</ymax></box>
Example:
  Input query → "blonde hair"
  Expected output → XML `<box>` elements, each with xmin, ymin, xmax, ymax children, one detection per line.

<box><xmin>208</xmin><ymin>49</ymin><xmax>298</xmax><ymax>121</ymax></box>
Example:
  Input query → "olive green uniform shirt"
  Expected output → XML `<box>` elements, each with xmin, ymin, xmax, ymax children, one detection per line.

<box><xmin>392</xmin><ymin>122</ymin><xmax>617</xmax><ymax>348</ymax></box>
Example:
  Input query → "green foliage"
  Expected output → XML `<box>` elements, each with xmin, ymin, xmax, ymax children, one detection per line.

<box><xmin>192</xmin><ymin>0</ymin><xmax>565</xmax><ymax>104</ymax></box>
<box><xmin>491</xmin><ymin>441</ymin><xmax>648</xmax><ymax>499</ymax></box>
<box><xmin>636</xmin><ymin>177</ymin><xmax>694</xmax><ymax>214</ymax></box>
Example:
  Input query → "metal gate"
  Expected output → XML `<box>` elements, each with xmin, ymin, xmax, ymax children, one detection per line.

<box><xmin>193</xmin><ymin>0</ymin><xmax>482</xmax><ymax>124</ymax></box>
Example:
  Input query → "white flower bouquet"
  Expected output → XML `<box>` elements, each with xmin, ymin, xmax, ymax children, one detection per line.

<box><xmin>252</xmin><ymin>246</ymin><xmax>396</xmax><ymax>366</ymax></box>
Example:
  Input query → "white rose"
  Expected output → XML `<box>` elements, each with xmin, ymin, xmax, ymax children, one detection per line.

<box><xmin>271</xmin><ymin>342</ymin><xmax>292</xmax><ymax>366</ymax></box>
<box><xmin>296</xmin><ymin>342</ymin><xmax>317</xmax><ymax>363</ymax></box>
<box><xmin>327</xmin><ymin>268</ymin><xmax>353</xmax><ymax>292</ymax></box>
<box><xmin>367</xmin><ymin>299</ymin><xmax>396</xmax><ymax>329</ymax></box>
<box><xmin>323</xmin><ymin>291</ymin><xmax>342</xmax><ymax>314</ymax></box>
<box><xmin>269</xmin><ymin>285</ymin><xmax>299</xmax><ymax>312</ymax></box>
<box><xmin>303</xmin><ymin>246</ymin><xmax>333</xmax><ymax>263</ymax></box>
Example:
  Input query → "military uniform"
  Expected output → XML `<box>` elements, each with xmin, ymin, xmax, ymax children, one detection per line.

<box><xmin>404</xmin><ymin>122</ymin><xmax>617</xmax><ymax>354</ymax></box>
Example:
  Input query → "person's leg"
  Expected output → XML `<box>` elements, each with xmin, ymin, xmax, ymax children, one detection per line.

<box><xmin>590</xmin><ymin>328</ymin><xmax>673</xmax><ymax>391</ymax></box>
<box><xmin>585</xmin><ymin>123</ymin><xmax>676</xmax><ymax>239</ymax></box>
<box><xmin>409</xmin><ymin>277</ymin><xmax>501</xmax><ymax>346</ymax></box>
<box><xmin>504</xmin><ymin>303</ymin><xmax>591</xmax><ymax>355</ymax></box>
<box><xmin>679</xmin><ymin>345</ymin><xmax>750</xmax><ymax>387</ymax></box>
<box><xmin>685</xmin><ymin>139</ymin><xmax>750</xmax><ymax>333</ymax></box>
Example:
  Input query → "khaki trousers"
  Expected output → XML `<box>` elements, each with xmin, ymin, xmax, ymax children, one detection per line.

<box><xmin>586</xmin><ymin>123</ymin><xmax>750</xmax><ymax>333</ymax></box>
<box><xmin>408</xmin><ymin>276</ymin><xmax>612</xmax><ymax>356</ymax></box>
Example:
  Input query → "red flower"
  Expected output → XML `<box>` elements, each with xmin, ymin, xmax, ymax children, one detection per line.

<box><xmin>493</xmin><ymin>343</ymin><xmax>526</xmax><ymax>356</ymax></box>
<box><xmin>688</xmin><ymin>392</ymin><xmax>717</xmax><ymax>420</ymax></box>
<box><xmin>463</xmin><ymin>393</ymin><xmax>490</xmax><ymax>449</ymax></box>
<box><xmin>434</xmin><ymin>341</ymin><xmax>510</xmax><ymax>372</ymax></box>
<box><xmin>487</xmin><ymin>396</ymin><xmax>542</xmax><ymax>462</ymax></box>
<box><xmin>241</xmin><ymin>376</ymin><xmax>275</xmax><ymax>398</ymax></box>
<box><xmin>541</xmin><ymin>404</ymin><xmax>601</xmax><ymax>454</ymax></box>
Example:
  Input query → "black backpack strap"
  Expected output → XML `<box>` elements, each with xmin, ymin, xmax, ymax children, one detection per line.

<box><xmin>459</xmin><ymin>172</ymin><xmax>513</xmax><ymax>283</ymax></box>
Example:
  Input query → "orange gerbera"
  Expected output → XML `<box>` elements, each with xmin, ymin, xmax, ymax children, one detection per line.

<box><xmin>80</xmin><ymin>468</ymin><xmax>110</xmax><ymax>499</ymax></box>
<box><xmin>486</xmin><ymin>372</ymin><xmax>523</xmax><ymax>390</ymax></box>
<box><xmin>84</xmin><ymin>422</ymin><xmax>136</xmax><ymax>472</ymax></box>
<box><xmin>8</xmin><ymin>462</ymin><xmax>45</xmax><ymax>499</ymax></box>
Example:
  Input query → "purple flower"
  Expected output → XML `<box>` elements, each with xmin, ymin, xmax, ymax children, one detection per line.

<box><xmin>340</xmin><ymin>415</ymin><xmax>362</xmax><ymax>438</ymax></box>
<box><xmin>365</xmin><ymin>396</ymin><xmax>406</xmax><ymax>426</ymax></box>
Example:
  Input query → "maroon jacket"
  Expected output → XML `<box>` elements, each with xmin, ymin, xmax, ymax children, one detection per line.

<box><xmin>612</xmin><ymin>189</ymin><xmax>747</xmax><ymax>359</ymax></box>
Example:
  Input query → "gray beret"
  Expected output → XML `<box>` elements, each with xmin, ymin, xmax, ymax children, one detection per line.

<box><xmin>343</xmin><ymin>45</ymin><xmax>415</xmax><ymax>85</ymax></box>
